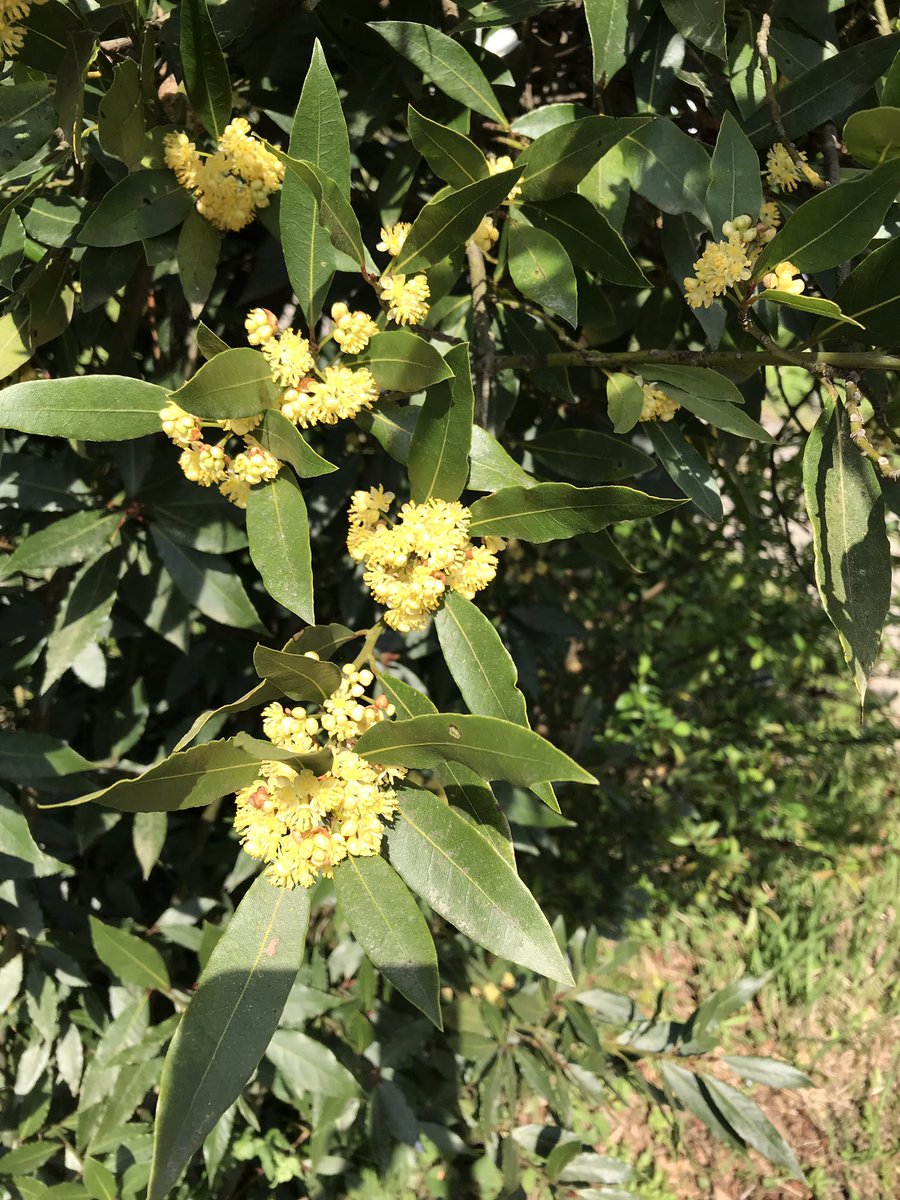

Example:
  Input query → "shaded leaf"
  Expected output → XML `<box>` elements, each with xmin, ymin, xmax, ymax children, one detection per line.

<box><xmin>152</xmin><ymin>529</ymin><xmax>264</xmax><ymax>632</ymax></box>
<box><xmin>522</xmin><ymin>195</ymin><xmax>647</xmax><ymax>287</ymax></box>
<box><xmin>508</xmin><ymin>221</ymin><xmax>578</xmax><ymax>326</ymax></box>
<box><xmin>620</xmin><ymin>119</ymin><xmax>711</xmax><ymax>222</ymax></box>
<box><xmin>528</xmin><ymin>429</ymin><xmax>654</xmax><ymax>482</ymax></box>
<box><xmin>79</xmin><ymin>170</ymin><xmax>193</xmax><ymax>247</ymax></box>
<box><xmin>180</xmin><ymin>0</ymin><xmax>232</xmax><ymax>140</ymax></box>
<box><xmin>408</xmin><ymin>341</ymin><xmax>473</xmax><ymax>502</ymax></box>
<box><xmin>705</xmin><ymin>111</ymin><xmax>762</xmax><ymax>234</ymax></box>
<box><xmin>43</xmin><ymin>549</ymin><xmax>121</xmax><ymax>691</ymax></box>
<box><xmin>252</xmin><ymin>644</ymin><xmax>342</xmax><ymax>702</ymax></box>
<box><xmin>661</xmin><ymin>0</ymin><xmax>725</xmax><ymax>59</ymax></box>
<box><xmin>518</xmin><ymin>115</ymin><xmax>649</xmax><ymax>201</ymax></box>
<box><xmin>89</xmin><ymin>917</ymin><xmax>170</xmax><ymax>991</ymax></box>
<box><xmin>647</xmin><ymin>421</ymin><xmax>722</xmax><ymax>522</ymax></box>
<box><xmin>1</xmin><ymin>510</ymin><xmax>120</xmax><ymax>578</ymax></box>
<box><xmin>408</xmin><ymin>105</ymin><xmax>489</xmax><ymax>186</ymax></box>
<box><xmin>468</xmin><ymin>482</ymin><xmax>686</xmax><ymax>541</ymax></box>
<box><xmin>246</xmin><ymin>471</ymin><xmax>314</xmax><ymax>625</ymax></box>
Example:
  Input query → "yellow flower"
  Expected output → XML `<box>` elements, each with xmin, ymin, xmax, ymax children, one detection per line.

<box><xmin>159</xmin><ymin>401</ymin><xmax>201</xmax><ymax>447</ymax></box>
<box><xmin>487</xmin><ymin>153</ymin><xmax>522</xmax><ymax>203</ymax></box>
<box><xmin>377</xmin><ymin>222</ymin><xmax>412</xmax><ymax>256</ymax></box>
<box><xmin>381</xmin><ymin>274</ymin><xmax>430</xmax><ymax>326</ymax></box>
<box><xmin>283</xmin><ymin>365</ymin><xmax>380</xmax><ymax>428</ymax></box>
<box><xmin>261</xmin><ymin>702</ymin><xmax>319</xmax><ymax>753</ymax></box>
<box><xmin>762</xmin><ymin>260</ymin><xmax>804</xmax><ymax>296</ymax></box>
<box><xmin>193</xmin><ymin>153</ymin><xmax>257</xmax><ymax>232</ymax></box>
<box><xmin>765</xmin><ymin>143</ymin><xmax>807</xmax><ymax>193</ymax></box>
<box><xmin>178</xmin><ymin>443</ymin><xmax>229</xmax><ymax>485</ymax></box>
<box><xmin>0</xmin><ymin>0</ymin><xmax>47</xmax><ymax>58</ymax></box>
<box><xmin>330</xmin><ymin>302</ymin><xmax>379</xmax><ymax>354</ymax></box>
<box><xmin>759</xmin><ymin>200</ymin><xmax>782</xmax><ymax>230</ymax></box>
<box><xmin>261</xmin><ymin>328</ymin><xmax>315</xmax><ymax>389</ymax></box>
<box><xmin>219</xmin><ymin>474</ymin><xmax>251</xmax><ymax>509</ymax></box>
<box><xmin>470</xmin><ymin>216</ymin><xmax>499</xmax><ymax>254</ymax></box>
<box><xmin>163</xmin><ymin>131</ymin><xmax>200</xmax><ymax>190</ymax></box>
<box><xmin>245</xmin><ymin>307</ymin><xmax>278</xmax><ymax>346</ymax></box>
<box><xmin>229</xmin><ymin>439</ymin><xmax>281</xmax><ymax>485</ymax></box>
<box><xmin>640</xmin><ymin>385</ymin><xmax>680</xmax><ymax>423</ymax></box>
<box><xmin>221</xmin><ymin>414</ymin><xmax>263</xmax><ymax>436</ymax></box>
<box><xmin>683</xmin><ymin>222</ymin><xmax>754</xmax><ymax>309</ymax></box>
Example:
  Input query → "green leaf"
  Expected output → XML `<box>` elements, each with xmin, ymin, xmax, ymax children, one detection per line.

<box><xmin>196</xmin><ymin>322</ymin><xmax>229</xmax><ymax>360</ymax></box>
<box><xmin>0</xmin><ymin>1142</ymin><xmax>61</xmax><ymax>1177</ymax></box>
<box><xmin>620</xmin><ymin>119</ymin><xmax>711</xmax><ymax>223</ymax></box>
<box><xmin>508</xmin><ymin>221</ymin><xmax>578</xmax><ymax>327</ymax></box>
<box><xmin>355</xmin><ymin>713</ymin><xmax>596</xmax><ymax>786</ymax></box>
<box><xmin>0</xmin><ymin>312</ymin><xmax>29</xmax><ymax>384</ymax></box>
<box><xmin>647</xmin><ymin>421</ymin><xmax>722</xmax><ymax>522</ymax></box>
<box><xmin>133</xmin><ymin>809</ymin><xmax>167</xmax><ymax>880</ymax></box>
<box><xmin>147</xmin><ymin>877</ymin><xmax>310</xmax><ymax>1200</ymax></box>
<box><xmin>334</xmin><ymin>854</ymin><xmax>442</xmax><ymax>1027</ymax></box>
<box><xmin>583</xmin><ymin>0</ymin><xmax>632</xmax><ymax>86</ymax></box>
<box><xmin>657</xmin><ymin>388</ymin><xmax>775</xmax><ymax>443</ymax></box>
<box><xmin>23</xmin><ymin>196</ymin><xmax>84</xmax><ymax>249</ymax></box>
<box><xmin>152</xmin><ymin>528</ymin><xmax>265</xmax><ymax>632</ymax></box>
<box><xmin>180</xmin><ymin>0</ymin><xmax>232</xmax><ymax>140</ymax></box>
<box><xmin>528</xmin><ymin>429</ymin><xmax>654</xmax><ymax>482</ymax></box>
<box><xmin>246</xmin><ymin>472</ymin><xmax>314</xmax><ymax>624</ymax></box>
<box><xmin>277</xmin><ymin>153</ymin><xmax>366</xmax><ymax>267</ymax></box>
<box><xmin>830</xmin><ymin>234</ymin><xmax>900</xmax><ymax>343</ymax></box>
<box><xmin>355</xmin><ymin>330</ymin><xmax>453</xmax><ymax>393</ymax></box>
<box><xmin>469</xmin><ymin>425</ymin><xmax>535</xmax><ymax>491</ymax></box>
<box><xmin>0</xmin><ymin>374</ymin><xmax>168</xmax><ymax>441</ymax></box>
<box><xmin>702</xmin><ymin>1075</ymin><xmax>805</xmax><ymax>1179</ymax></box>
<box><xmin>642</xmin><ymin>364</ymin><xmax>744</xmax><ymax>406</ymax></box>
<box><xmin>377</xmin><ymin>672</ymin><xmax>437</xmax><ymax>719</ymax></box>
<box><xmin>408</xmin><ymin>105</ymin><xmax>489</xmax><ymax>187</ymax></box>
<box><xmin>756</xmin><ymin>289</ymin><xmax>864</xmax><ymax>328</ymax></box>
<box><xmin>754</xmin><ymin>160</ymin><xmax>900</xmax><ymax>277</ymax></box>
<box><xmin>722</xmin><ymin>1056</ymin><xmax>813</xmax><ymax>1090</ymax></box>
<box><xmin>1</xmin><ymin>510</ymin><xmax>120</xmax><ymax>578</ymax></box>
<box><xmin>97</xmin><ymin>58</ymin><xmax>145</xmax><ymax>169</ymax></box>
<box><xmin>802</xmin><ymin>395</ymin><xmax>890</xmax><ymax>706</ymax></box>
<box><xmin>884</xmin><ymin>46</ymin><xmax>900</xmax><ymax>107</ymax></box>
<box><xmin>518</xmin><ymin>115</ymin><xmax>649</xmax><ymax>202</ymax></box>
<box><xmin>255</xmin><ymin>409</ymin><xmax>336</xmax><ymax>478</ymax></box>
<box><xmin>172</xmin><ymin>681</ymin><xmax>279</xmax><ymax>753</ymax></box>
<box><xmin>744</xmin><ymin>32</ymin><xmax>900</xmax><ymax>144</ymax></box>
<box><xmin>171</xmin><ymin>347</ymin><xmax>280</xmax><ymax>420</ymax></box>
<box><xmin>660</xmin><ymin>0</ymin><xmax>726</xmax><ymax>59</ymax></box>
<box><xmin>386</xmin><ymin>788</ymin><xmax>573</xmax><ymax>982</ymax></box>
<box><xmin>408</xmin><ymin>341</ymin><xmax>473</xmax><ymax>502</ymax></box>
<box><xmin>177</xmin><ymin>209</ymin><xmax>220</xmax><ymax>318</ymax></box>
<box><xmin>705</xmin><ymin>111</ymin><xmax>762</xmax><ymax>234</ymax></box>
<box><xmin>79</xmin><ymin>170</ymin><xmax>194</xmax><ymax>247</ymax></box>
<box><xmin>468</xmin><ymin>482</ymin><xmax>686</xmax><ymax>541</ymax></box>
<box><xmin>83</xmin><ymin>1158</ymin><xmax>117</xmax><ymax>1200</ymax></box>
<box><xmin>0</xmin><ymin>729</ymin><xmax>93</xmax><ymax>782</ymax></box>
<box><xmin>844</xmin><ymin>106</ymin><xmax>900</xmax><ymax>167</ymax></box>
<box><xmin>522</xmin><ymin>196</ymin><xmax>647</xmax><ymax>287</ymax></box>
<box><xmin>436</xmin><ymin>760</ymin><xmax>515</xmax><ymax>864</ymax></box>
<box><xmin>0</xmin><ymin>82</ymin><xmax>57</xmax><ymax>174</ymax></box>
<box><xmin>43</xmin><ymin>549</ymin><xmax>121</xmax><ymax>691</ymax></box>
<box><xmin>391</xmin><ymin>170</ymin><xmax>523</xmax><ymax>274</ymax></box>
<box><xmin>606</xmin><ymin>372</ymin><xmax>645</xmax><ymax>434</ymax></box>
<box><xmin>370</xmin><ymin>21</ymin><xmax>506</xmax><ymax>124</ymax></box>
<box><xmin>89</xmin><ymin>917</ymin><xmax>170</xmax><ymax>991</ymax></box>
<box><xmin>252</xmin><ymin>644</ymin><xmax>342</xmax><ymax>702</ymax></box>
<box><xmin>0</xmin><ymin>791</ymin><xmax>68</xmax><ymax>877</ymax></box>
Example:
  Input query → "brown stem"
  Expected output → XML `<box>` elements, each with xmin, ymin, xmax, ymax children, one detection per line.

<box><xmin>466</xmin><ymin>239</ymin><xmax>495</xmax><ymax>430</ymax></box>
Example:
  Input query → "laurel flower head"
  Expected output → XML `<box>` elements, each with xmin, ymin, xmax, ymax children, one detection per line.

<box><xmin>380</xmin><ymin>274</ymin><xmax>431</xmax><ymax>327</ymax></box>
<box><xmin>330</xmin><ymin>302</ymin><xmax>379</xmax><ymax>354</ymax></box>
<box><xmin>376</xmin><ymin>222</ymin><xmax>412</xmax><ymax>257</ymax></box>
<box><xmin>640</xmin><ymin>385</ymin><xmax>681</xmax><ymax>423</ymax></box>
<box><xmin>765</xmin><ymin>143</ymin><xmax>807</xmax><ymax>193</ymax></box>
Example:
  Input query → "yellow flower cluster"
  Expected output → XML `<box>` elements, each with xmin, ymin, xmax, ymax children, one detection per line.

<box><xmin>380</xmin><ymin>274</ymin><xmax>431</xmax><ymax>326</ymax></box>
<box><xmin>761</xmin><ymin>260</ymin><xmax>804</xmax><ymax>296</ymax></box>
<box><xmin>234</xmin><ymin>655</ymin><xmax>403</xmax><ymax>889</ymax></box>
<box><xmin>640</xmin><ymin>385</ymin><xmax>680</xmax><ymax>423</ymax></box>
<box><xmin>683</xmin><ymin>213</ymin><xmax>777</xmax><ymax>309</ymax></box>
<box><xmin>765</xmin><ymin>143</ymin><xmax>808</xmax><ymax>193</ymax></box>
<box><xmin>487</xmin><ymin>154</ymin><xmax>522</xmax><ymax>203</ymax></box>
<box><xmin>159</xmin><ymin>400</ymin><xmax>280</xmax><ymax>508</ymax></box>
<box><xmin>347</xmin><ymin>488</ymin><xmax>504</xmax><ymax>632</ymax></box>
<box><xmin>377</xmin><ymin>223</ymin><xmax>411</xmax><ymax>257</ymax></box>
<box><xmin>0</xmin><ymin>0</ymin><xmax>46</xmax><ymax>57</ymax></box>
<box><xmin>330</xmin><ymin>302</ymin><xmax>379</xmax><ymax>354</ymax></box>
<box><xmin>470</xmin><ymin>216</ymin><xmax>499</xmax><ymax>254</ymax></box>
<box><xmin>163</xmin><ymin>118</ymin><xmax>284</xmax><ymax>232</ymax></box>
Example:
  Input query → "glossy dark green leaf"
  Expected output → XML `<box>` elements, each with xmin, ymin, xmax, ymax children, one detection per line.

<box><xmin>180</xmin><ymin>0</ymin><xmax>232</xmax><ymax>140</ymax></box>
<box><xmin>355</xmin><ymin>713</ymin><xmax>596</xmax><ymax>786</ymax></box>
<box><xmin>0</xmin><ymin>374</ymin><xmax>168</xmax><ymax>441</ymax></box>
<box><xmin>528</xmin><ymin>429</ymin><xmax>654</xmax><ymax>482</ymax></box>
<box><xmin>508</xmin><ymin>221</ymin><xmax>578</xmax><ymax>327</ymax></box>
<box><xmin>97</xmin><ymin>58</ymin><xmax>145</xmax><ymax>169</ymax></box>
<box><xmin>829</xmin><ymin>235</ymin><xmax>900</xmax><ymax>343</ymax></box>
<box><xmin>22</xmin><ymin>195</ymin><xmax>84</xmax><ymax>249</ymax></box>
<box><xmin>0</xmin><ymin>1142</ymin><xmax>61</xmax><ymax>1176</ymax></box>
<box><xmin>408</xmin><ymin>105</ymin><xmax>489</xmax><ymax>186</ymax></box>
<box><xmin>355</xmin><ymin>330</ymin><xmax>452</xmax><ymax>393</ymax></box>
<box><xmin>386</xmin><ymin>788</ymin><xmax>573</xmax><ymax>982</ymax></box>
<box><xmin>705</xmin><ymin>111</ymin><xmax>762</xmax><ymax>233</ymax></box>
<box><xmin>844</xmin><ymin>106</ymin><xmax>900</xmax><ymax>167</ymax></box>
<box><xmin>661</xmin><ymin>0</ymin><xmax>725</xmax><ymax>59</ymax></box>
<box><xmin>468</xmin><ymin>425</ymin><xmax>535</xmax><ymax>491</ymax></box>
<box><xmin>0</xmin><ymin>791</ymin><xmax>68</xmax><ymax>877</ymax></box>
<box><xmin>79</xmin><ymin>170</ymin><xmax>193</xmax><ymax>247</ymax></box>
<box><xmin>252</xmin><ymin>644</ymin><xmax>342</xmax><ymax>702</ymax></box>
<box><xmin>755</xmin><ymin>160</ymin><xmax>900</xmax><ymax>277</ymax></box>
<box><xmin>152</xmin><ymin>528</ymin><xmax>265</xmax><ymax>632</ymax></box>
<box><xmin>803</xmin><ymin>395</ymin><xmax>890</xmax><ymax>705</ymax></box>
<box><xmin>334</xmin><ymin>854</ymin><xmax>441</xmax><ymax>1027</ymax></box>
<box><xmin>583</xmin><ymin>0</ymin><xmax>633</xmax><ymax>85</ymax></box>
<box><xmin>644</xmin><ymin>364</ymin><xmax>744</xmax><ymax>406</ymax></box>
<box><xmin>518</xmin><ymin>115</ymin><xmax>649</xmax><ymax>201</ymax></box>
<box><xmin>658</xmin><ymin>388</ymin><xmax>775</xmax><ymax>443</ymax></box>
<box><xmin>177</xmin><ymin>210</ymin><xmax>220</xmax><ymax>318</ymax></box>
<box><xmin>392</xmin><ymin>170</ymin><xmax>522</xmax><ymax>274</ymax></box>
<box><xmin>43</xmin><ymin>548</ymin><xmax>121</xmax><ymax>691</ymax></box>
<box><xmin>408</xmin><ymin>341</ymin><xmax>473</xmax><ymax>502</ymax></box>
<box><xmin>522</xmin><ymin>196</ymin><xmax>647</xmax><ymax>287</ymax></box>
<box><xmin>246</xmin><ymin>471</ymin><xmax>314</xmax><ymax>624</ymax></box>
<box><xmin>620</xmin><ymin>120</ymin><xmax>711</xmax><ymax>222</ymax></box>
<box><xmin>0</xmin><ymin>730</ymin><xmax>93</xmax><ymax>782</ymax></box>
<box><xmin>256</xmin><ymin>409</ymin><xmax>336</xmax><ymax>478</ymax></box>
<box><xmin>606</xmin><ymin>372</ymin><xmax>645</xmax><ymax>434</ymax></box>
<box><xmin>370</xmin><ymin>22</ymin><xmax>506</xmax><ymax>123</ymax></box>
<box><xmin>647</xmin><ymin>421</ymin><xmax>722</xmax><ymax>521</ymax></box>
<box><xmin>171</xmin><ymin>347</ymin><xmax>280</xmax><ymax>420</ymax></box>
<box><xmin>756</xmin><ymin>290</ymin><xmax>863</xmax><ymax>328</ymax></box>
<box><xmin>468</xmin><ymin>482</ymin><xmax>686</xmax><ymax>541</ymax></box>
<box><xmin>0</xmin><ymin>82</ymin><xmax>57</xmax><ymax>172</ymax></box>
<box><xmin>147</xmin><ymin>877</ymin><xmax>310</xmax><ymax>1200</ymax></box>
<box><xmin>1</xmin><ymin>510</ymin><xmax>120</xmax><ymax>578</ymax></box>
<box><xmin>377</xmin><ymin>673</ymin><xmax>436</xmax><ymax>721</ymax></box>
<box><xmin>278</xmin><ymin>153</ymin><xmax>366</xmax><ymax>267</ymax></box>
<box><xmin>436</xmin><ymin>760</ymin><xmax>515</xmax><ymax>864</ymax></box>
<box><xmin>89</xmin><ymin>917</ymin><xmax>170</xmax><ymax>991</ymax></box>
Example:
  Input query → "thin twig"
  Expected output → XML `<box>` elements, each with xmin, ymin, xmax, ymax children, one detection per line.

<box><xmin>873</xmin><ymin>0</ymin><xmax>893</xmax><ymax>35</ymax></box>
<box><xmin>466</xmin><ymin>239</ymin><xmax>495</xmax><ymax>430</ymax></box>
<box><xmin>494</xmin><ymin>349</ymin><xmax>900</xmax><ymax>372</ymax></box>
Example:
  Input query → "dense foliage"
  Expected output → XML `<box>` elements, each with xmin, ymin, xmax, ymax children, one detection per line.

<box><xmin>1</xmin><ymin>1</ymin><xmax>899</xmax><ymax>1196</ymax></box>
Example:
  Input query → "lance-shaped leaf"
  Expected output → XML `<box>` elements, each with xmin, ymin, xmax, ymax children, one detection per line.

<box><xmin>620</xmin><ymin>120</ymin><xmax>711</xmax><ymax>223</ymax></box>
<box><xmin>392</xmin><ymin>170</ymin><xmax>523</xmax><ymax>274</ymax></box>
<box><xmin>696</xmin><ymin>1072</ymin><xmax>805</xmax><ymax>1180</ymax></box>
<box><xmin>370</xmin><ymin>21</ymin><xmax>506</xmax><ymax>124</ymax></box>
<box><xmin>146</xmin><ymin>877</ymin><xmax>311</xmax><ymax>1200</ymax></box>
<box><xmin>1</xmin><ymin>510</ymin><xmax>120</xmax><ymax>577</ymax></box>
<box><xmin>844</xmin><ymin>106</ymin><xmax>900</xmax><ymax>168</ymax></box>
<box><xmin>0</xmin><ymin>790</ymin><xmax>69</xmax><ymax>878</ymax></box>
<box><xmin>43</xmin><ymin>548</ymin><xmax>121</xmax><ymax>691</ymax></box>
<box><xmin>528</xmin><ymin>429</ymin><xmax>654</xmax><ymax>482</ymax></box>
<box><xmin>705</xmin><ymin>111</ymin><xmax>762</xmax><ymax>234</ymax></box>
<box><xmin>754</xmin><ymin>159</ymin><xmax>900</xmax><ymax>278</ymax></box>
<box><xmin>522</xmin><ymin>195</ymin><xmax>647</xmax><ymax>287</ymax></box>
<box><xmin>0</xmin><ymin>375</ymin><xmax>168</xmax><ymax>440</ymax></box>
<box><xmin>180</xmin><ymin>0</ymin><xmax>232</xmax><ymax>141</ymax></box>
<box><xmin>606</xmin><ymin>372</ymin><xmax>645</xmax><ymax>434</ymax></box>
<box><xmin>355</xmin><ymin>713</ymin><xmax>596</xmax><ymax>786</ymax></box>
<box><xmin>277</xmin><ymin>153</ymin><xmax>366</xmax><ymax>267</ymax></box>
<box><xmin>386</xmin><ymin>789</ymin><xmax>572</xmax><ymax>982</ymax></box>
<box><xmin>583</xmin><ymin>0</ymin><xmax>636</xmax><ymax>85</ymax></box>
<box><xmin>469</xmin><ymin>425</ymin><xmax>535</xmax><ymax>491</ymax></box>
<box><xmin>97</xmin><ymin>58</ymin><xmax>144</xmax><ymax>168</ymax></box>
<box><xmin>408</xmin><ymin>342</ymin><xmax>473</xmax><ymax>503</ymax></box>
<box><xmin>89</xmin><ymin>917</ymin><xmax>170</xmax><ymax>992</ymax></box>
<box><xmin>171</xmin><ymin>347</ymin><xmax>280</xmax><ymax>420</ymax></box>
<box><xmin>647</xmin><ymin>421</ymin><xmax>722</xmax><ymax>522</ymax></box>
<box><xmin>408</xmin><ymin>105</ymin><xmax>489</xmax><ymax>187</ymax></box>
<box><xmin>246</xmin><ymin>471</ymin><xmax>314</xmax><ymax>624</ymax></box>
<box><xmin>661</xmin><ymin>0</ymin><xmax>726</xmax><ymax>59</ymax></box>
<box><xmin>468</xmin><ymin>482</ymin><xmax>685</xmax><ymax>541</ymax></box>
<box><xmin>643</xmin><ymin>365</ymin><xmax>745</xmax><ymax>407</ymax></box>
<box><xmin>436</xmin><ymin>760</ymin><xmax>515</xmax><ymax>865</ymax></box>
<box><xmin>334</xmin><ymin>854</ymin><xmax>441</xmax><ymax>1027</ymax></box>
<box><xmin>518</xmin><ymin>115</ymin><xmax>649</xmax><ymax>201</ymax></box>
<box><xmin>508</xmin><ymin>221</ymin><xmax>578</xmax><ymax>327</ymax></box>
<box><xmin>152</xmin><ymin>529</ymin><xmax>265</xmax><ymax>632</ymax></box>
<box><xmin>829</xmin><ymin>234</ymin><xmax>900</xmax><ymax>342</ymax></box>
<box><xmin>802</xmin><ymin>396</ymin><xmax>890</xmax><ymax>706</ymax></box>
<box><xmin>721</xmin><ymin>1056</ymin><xmax>813</xmax><ymax>1090</ymax></box>
<box><xmin>0</xmin><ymin>730</ymin><xmax>93</xmax><ymax>782</ymax></box>
<box><xmin>376</xmin><ymin>672</ymin><xmax>437</xmax><ymax>719</ymax></box>
<box><xmin>654</xmin><ymin>388</ymin><xmax>775</xmax><ymax>443</ymax></box>
<box><xmin>756</xmin><ymin>290</ymin><xmax>863</xmax><ymax>328</ymax></box>
<box><xmin>253</xmin><ymin>645</ymin><xmax>342</xmax><ymax>702</ymax></box>
<box><xmin>255</xmin><ymin>409</ymin><xmax>336</xmax><ymax>478</ymax></box>
<box><xmin>177</xmin><ymin>209</ymin><xmax>220</xmax><ymax>318</ymax></box>
<box><xmin>79</xmin><ymin>169</ymin><xmax>194</xmax><ymax>247</ymax></box>
<box><xmin>355</xmin><ymin>330</ymin><xmax>452</xmax><ymax>394</ymax></box>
